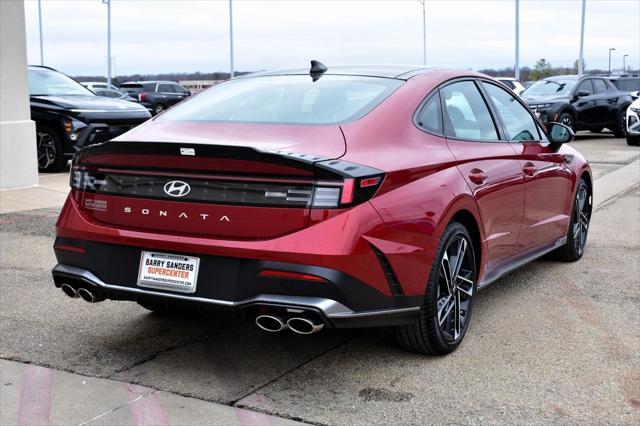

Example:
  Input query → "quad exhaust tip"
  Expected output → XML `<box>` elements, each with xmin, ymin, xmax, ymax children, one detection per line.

<box><xmin>286</xmin><ymin>317</ymin><xmax>324</xmax><ymax>335</ymax></box>
<box><xmin>255</xmin><ymin>315</ymin><xmax>288</xmax><ymax>332</ymax></box>
<box><xmin>60</xmin><ymin>283</ymin><xmax>78</xmax><ymax>298</ymax></box>
<box><xmin>77</xmin><ymin>287</ymin><xmax>97</xmax><ymax>303</ymax></box>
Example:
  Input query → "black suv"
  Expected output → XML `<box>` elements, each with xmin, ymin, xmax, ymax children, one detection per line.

<box><xmin>29</xmin><ymin>66</ymin><xmax>151</xmax><ymax>172</ymax></box>
<box><xmin>119</xmin><ymin>81</ymin><xmax>191</xmax><ymax>115</ymax></box>
<box><xmin>521</xmin><ymin>75</ymin><xmax>633</xmax><ymax>137</ymax></box>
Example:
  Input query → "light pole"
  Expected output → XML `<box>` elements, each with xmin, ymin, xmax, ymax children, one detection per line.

<box><xmin>623</xmin><ymin>54</ymin><xmax>628</xmax><ymax>74</ymax></box>
<box><xmin>515</xmin><ymin>0</ymin><xmax>519</xmax><ymax>81</ymax></box>
<box><xmin>417</xmin><ymin>0</ymin><xmax>426</xmax><ymax>66</ymax></box>
<box><xmin>37</xmin><ymin>0</ymin><xmax>44</xmax><ymax>65</ymax></box>
<box><xmin>608</xmin><ymin>47</ymin><xmax>616</xmax><ymax>76</ymax></box>
<box><xmin>578</xmin><ymin>0</ymin><xmax>586</xmax><ymax>76</ymax></box>
<box><xmin>229</xmin><ymin>0</ymin><xmax>235</xmax><ymax>78</ymax></box>
<box><xmin>102</xmin><ymin>0</ymin><xmax>112</xmax><ymax>86</ymax></box>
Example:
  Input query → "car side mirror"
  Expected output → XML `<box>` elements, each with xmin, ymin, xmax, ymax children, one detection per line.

<box><xmin>548</xmin><ymin>122</ymin><xmax>574</xmax><ymax>145</ymax></box>
<box><xmin>576</xmin><ymin>89</ymin><xmax>591</xmax><ymax>97</ymax></box>
<box><xmin>631</xmin><ymin>91</ymin><xmax>640</xmax><ymax>100</ymax></box>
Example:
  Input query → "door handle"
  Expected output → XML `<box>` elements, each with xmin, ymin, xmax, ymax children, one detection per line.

<box><xmin>468</xmin><ymin>168</ymin><xmax>487</xmax><ymax>185</ymax></box>
<box><xmin>523</xmin><ymin>162</ymin><xmax>536</xmax><ymax>176</ymax></box>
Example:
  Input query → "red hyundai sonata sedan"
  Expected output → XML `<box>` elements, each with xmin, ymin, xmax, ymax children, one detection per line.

<box><xmin>52</xmin><ymin>64</ymin><xmax>592</xmax><ymax>355</ymax></box>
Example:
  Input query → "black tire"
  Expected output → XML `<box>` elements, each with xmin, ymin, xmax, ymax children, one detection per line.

<box><xmin>627</xmin><ymin>135</ymin><xmax>640</xmax><ymax>146</ymax></box>
<box><xmin>558</xmin><ymin>112</ymin><xmax>575</xmax><ymax>133</ymax></box>
<box><xmin>36</xmin><ymin>125</ymin><xmax>67</xmax><ymax>172</ymax></box>
<box><xmin>153</xmin><ymin>103</ymin><xmax>166</xmax><ymax>115</ymax></box>
<box><xmin>612</xmin><ymin>109</ymin><xmax>627</xmax><ymax>138</ymax></box>
<box><xmin>393</xmin><ymin>222</ymin><xmax>477</xmax><ymax>355</ymax></box>
<box><xmin>554</xmin><ymin>179</ymin><xmax>591</xmax><ymax>262</ymax></box>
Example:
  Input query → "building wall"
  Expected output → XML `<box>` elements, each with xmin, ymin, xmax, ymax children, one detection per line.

<box><xmin>1</xmin><ymin>0</ymin><xmax>38</xmax><ymax>189</ymax></box>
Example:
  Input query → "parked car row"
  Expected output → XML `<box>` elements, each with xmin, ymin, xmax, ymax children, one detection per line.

<box><xmin>29</xmin><ymin>66</ymin><xmax>152</xmax><ymax>172</ymax></box>
<box><xmin>120</xmin><ymin>81</ymin><xmax>191</xmax><ymax>115</ymax></box>
<box><xmin>28</xmin><ymin>66</ymin><xmax>195</xmax><ymax>172</ymax></box>
<box><xmin>496</xmin><ymin>74</ymin><xmax>639</xmax><ymax>145</ymax></box>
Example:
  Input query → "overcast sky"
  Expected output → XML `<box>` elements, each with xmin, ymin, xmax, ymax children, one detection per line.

<box><xmin>24</xmin><ymin>0</ymin><xmax>640</xmax><ymax>76</ymax></box>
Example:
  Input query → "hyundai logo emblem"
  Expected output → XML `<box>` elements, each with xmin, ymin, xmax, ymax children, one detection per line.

<box><xmin>163</xmin><ymin>180</ymin><xmax>191</xmax><ymax>197</ymax></box>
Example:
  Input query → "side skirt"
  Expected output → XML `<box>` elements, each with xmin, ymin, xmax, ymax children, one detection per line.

<box><xmin>477</xmin><ymin>236</ymin><xmax>567</xmax><ymax>290</ymax></box>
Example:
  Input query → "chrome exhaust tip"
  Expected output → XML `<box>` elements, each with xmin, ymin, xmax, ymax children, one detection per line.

<box><xmin>60</xmin><ymin>283</ymin><xmax>78</xmax><ymax>298</ymax></box>
<box><xmin>77</xmin><ymin>287</ymin><xmax>97</xmax><ymax>303</ymax></box>
<box><xmin>286</xmin><ymin>317</ymin><xmax>324</xmax><ymax>335</ymax></box>
<box><xmin>255</xmin><ymin>315</ymin><xmax>288</xmax><ymax>332</ymax></box>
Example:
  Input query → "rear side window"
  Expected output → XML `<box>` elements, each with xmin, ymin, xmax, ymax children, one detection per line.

<box><xmin>612</xmin><ymin>78</ymin><xmax>640</xmax><ymax>91</ymax></box>
<box><xmin>416</xmin><ymin>93</ymin><xmax>442</xmax><ymax>135</ymax></box>
<box><xmin>441</xmin><ymin>81</ymin><xmax>499</xmax><ymax>141</ymax></box>
<box><xmin>593</xmin><ymin>79</ymin><xmax>609</xmax><ymax>94</ymax></box>
<box><xmin>500</xmin><ymin>80</ymin><xmax>515</xmax><ymax>89</ymax></box>
<box><xmin>158</xmin><ymin>75</ymin><xmax>403</xmax><ymax>125</ymax></box>
<box><xmin>482</xmin><ymin>82</ymin><xmax>540</xmax><ymax>141</ymax></box>
<box><xmin>144</xmin><ymin>83</ymin><xmax>158</xmax><ymax>92</ymax></box>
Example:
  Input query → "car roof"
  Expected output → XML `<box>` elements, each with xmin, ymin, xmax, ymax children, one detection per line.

<box><xmin>28</xmin><ymin>65</ymin><xmax>58</xmax><ymax>72</ymax></box>
<box><xmin>545</xmin><ymin>75</ymin><xmax>580</xmax><ymax>81</ymax></box>
<box><xmin>121</xmin><ymin>81</ymin><xmax>176</xmax><ymax>85</ymax></box>
<box><xmin>246</xmin><ymin>65</ymin><xmax>440</xmax><ymax>80</ymax></box>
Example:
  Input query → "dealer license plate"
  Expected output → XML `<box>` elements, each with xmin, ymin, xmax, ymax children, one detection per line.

<box><xmin>137</xmin><ymin>251</ymin><xmax>200</xmax><ymax>294</ymax></box>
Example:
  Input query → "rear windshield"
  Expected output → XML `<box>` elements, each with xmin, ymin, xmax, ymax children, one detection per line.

<box><xmin>120</xmin><ymin>83</ymin><xmax>156</xmax><ymax>93</ymax></box>
<box><xmin>523</xmin><ymin>79</ymin><xmax>577</xmax><ymax>96</ymax></box>
<box><xmin>157</xmin><ymin>75</ymin><xmax>403</xmax><ymax>124</ymax></box>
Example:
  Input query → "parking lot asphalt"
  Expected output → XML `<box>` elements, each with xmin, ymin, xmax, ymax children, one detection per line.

<box><xmin>1</xmin><ymin>134</ymin><xmax>639</xmax><ymax>425</ymax></box>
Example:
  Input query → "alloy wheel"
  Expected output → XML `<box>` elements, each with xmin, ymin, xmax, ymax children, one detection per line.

<box><xmin>572</xmin><ymin>184</ymin><xmax>591</xmax><ymax>256</ymax></box>
<box><xmin>436</xmin><ymin>235</ymin><xmax>476</xmax><ymax>342</ymax></box>
<box><xmin>561</xmin><ymin>115</ymin><xmax>574</xmax><ymax>129</ymax></box>
<box><xmin>37</xmin><ymin>131</ymin><xmax>57</xmax><ymax>170</ymax></box>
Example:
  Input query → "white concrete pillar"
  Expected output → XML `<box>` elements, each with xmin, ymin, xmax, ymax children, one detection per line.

<box><xmin>1</xmin><ymin>0</ymin><xmax>38</xmax><ymax>189</ymax></box>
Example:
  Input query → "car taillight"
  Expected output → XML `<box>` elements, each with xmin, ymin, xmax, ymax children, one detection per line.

<box><xmin>138</xmin><ymin>92</ymin><xmax>147</xmax><ymax>102</ymax></box>
<box><xmin>314</xmin><ymin>175</ymin><xmax>384</xmax><ymax>208</ymax></box>
<box><xmin>70</xmin><ymin>167</ymin><xmax>384</xmax><ymax>209</ymax></box>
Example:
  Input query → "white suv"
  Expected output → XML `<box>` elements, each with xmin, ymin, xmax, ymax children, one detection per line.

<box><xmin>81</xmin><ymin>81</ymin><xmax>120</xmax><ymax>92</ymax></box>
<box><xmin>626</xmin><ymin>92</ymin><xmax>640</xmax><ymax>146</ymax></box>
<box><xmin>495</xmin><ymin>77</ymin><xmax>526</xmax><ymax>96</ymax></box>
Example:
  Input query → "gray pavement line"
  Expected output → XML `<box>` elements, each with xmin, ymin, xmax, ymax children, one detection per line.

<box><xmin>589</xmin><ymin>159</ymin><xmax>639</xmax><ymax>165</ymax></box>
<box><xmin>594</xmin><ymin>182</ymin><xmax>640</xmax><ymax>212</ymax></box>
<box><xmin>77</xmin><ymin>389</ymin><xmax>156</xmax><ymax>426</ymax></box>
<box><xmin>0</xmin><ymin>185</ymin><xmax>67</xmax><ymax>194</ymax></box>
<box><xmin>107</xmin><ymin>331</ymin><xmax>213</xmax><ymax>377</ymax></box>
<box><xmin>229</xmin><ymin>335</ymin><xmax>358</xmax><ymax>422</ymax></box>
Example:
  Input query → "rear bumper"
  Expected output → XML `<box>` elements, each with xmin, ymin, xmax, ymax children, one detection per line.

<box><xmin>52</xmin><ymin>263</ymin><xmax>420</xmax><ymax>328</ymax></box>
<box><xmin>53</xmin><ymin>192</ymin><xmax>435</xmax><ymax>328</ymax></box>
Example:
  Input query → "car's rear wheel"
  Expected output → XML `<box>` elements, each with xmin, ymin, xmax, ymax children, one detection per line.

<box><xmin>36</xmin><ymin>125</ymin><xmax>66</xmax><ymax>172</ymax></box>
<box><xmin>559</xmin><ymin>112</ymin><xmax>575</xmax><ymax>133</ymax></box>
<box><xmin>612</xmin><ymin>110</ymin><xmax>627</xmax><ymax>138</ymax></box>
<box><xmin>393</xmin><ymin>221</ymin><xmax>477</xmax><ymax>355</ymax></box>
<box><xmin>627</xmin><ymin>135</ymin><xmax>640</xmax><ymax>146</ymax></box>
<box><xmin>153</xmin><ymin>103</ymin><xmax>166</xmax><ymax>115</ymax></box>
<box><xmin>554</xmin><ymin>179</ymin><xmax>591</xmax><ymax>262</ymax></box>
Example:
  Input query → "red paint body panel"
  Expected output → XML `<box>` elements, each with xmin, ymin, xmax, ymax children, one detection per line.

<box><xmin>54</xmin><ymin>68</ymin><xmax>592</xmax><ymax>318</ymax></box>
